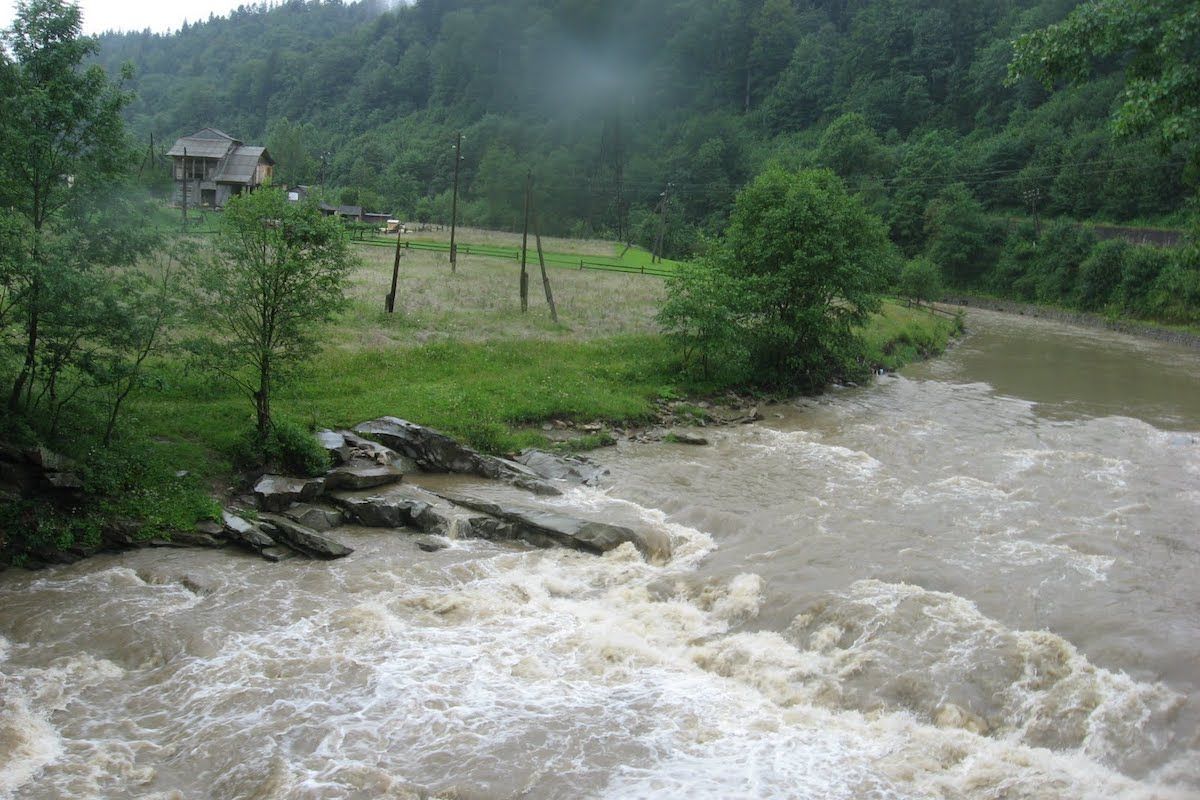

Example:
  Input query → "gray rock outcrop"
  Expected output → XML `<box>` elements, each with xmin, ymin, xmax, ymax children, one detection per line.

<box><xmin>324</xmin><ymin>464</ymin><xmax>405</xmax><ymax>491</ymax></box>
<box><xmin>258</xmin><ymin>514</ymin><xmax>354</xmax><ymax>559</ymax></box>
<box><xmin>252</xmin><ymin>474</ymin><xmax>325</xmax><ymax>512</ymax></box>
<box><xmin>353</xmin><ymin>416</ymin><xmax>559</xmax><ymax>495</ymax></box>
<box><xmin>439</xmin><ymin>494</ymin><xmax>672</xmax><ymax>562</ymax></box>
<box><xmin>514</xmin><ymin>449</ymin><xmax>608</xmax><ymax>485</ymax></box>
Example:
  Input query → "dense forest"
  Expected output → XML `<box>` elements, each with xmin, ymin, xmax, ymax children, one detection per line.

<box><xmin>93</xmin><ymin>0</ymin><xmax>1197</xmax><ymax>320</ymax></box>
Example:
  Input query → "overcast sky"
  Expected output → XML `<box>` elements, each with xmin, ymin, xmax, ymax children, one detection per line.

<box><xmin>4</xmin><ymin>0</ymin><xmax>253</xmax><ymax>35</ymax></box>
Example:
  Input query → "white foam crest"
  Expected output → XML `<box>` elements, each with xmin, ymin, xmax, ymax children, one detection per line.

<box><xmin>0</xmin><ymin>692</ymin><xmax>63</xmax><ymax>798</ymax></box>
<box><xmin>745</xmin><ymin>428</ymin><xmax>884</xmax><ymax>479</ymax></box>
<box><xmin>545</xmin><ymin>484</ymin><xmax>718</xmax><ymax>569</ymax></box>
<box><xmin>0</xmin><ymin>635</ymin><xmax>8</xmax><ymax>663</ymax></box>
<box><xmin>783</xmin><ymin>579</ymin><xmax>1186</xmax><ymax>778</ymax></box>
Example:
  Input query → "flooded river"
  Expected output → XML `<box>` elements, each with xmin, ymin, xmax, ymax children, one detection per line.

<box><xmin>2</xmin><ymin>309</ymin><xmax>1199</xmax><ymax>799</ymax></box>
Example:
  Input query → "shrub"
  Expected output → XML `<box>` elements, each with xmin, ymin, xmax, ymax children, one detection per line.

<box><xmin>897</xmin><ymin>257</ymin><xmax>944</xmax><ymax>303</ymax></box>
<box><xmin>1076</xmin><ymin>239</ymin><xmax>1129</xmax><ymax>311</ymax></box>
<box><xmin>233</xmin><ymin>419</ymin><xmax>331</xmax><ymax>477</ymax></box>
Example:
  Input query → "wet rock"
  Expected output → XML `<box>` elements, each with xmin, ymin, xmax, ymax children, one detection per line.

<box><xmin>195</xmin><ymin>519</ymin><xmax>224</xmax><ymax>537</ymax></box>
<box><xmin>333</xmin><ymin>484</ymin><xmax>463</xmax><ymax>534</ymax></box>
<box><xmin>259</xmin><ymin>514</ymin><xmax>353</xmax><ymax>559</ymax></box>
<box><xmin>260</xmin><ymin>546</ymin><xmax>298</xmax><ymax>563</ymax></box>
<box><xmin>440</xmin><ymin>494</ymin><xmax>672</xmax><ymax>562</ymax></box>
<box><xmin>101</xmin><ymin>517</ymin><xmax>143</xmax><ymax>547</ymax></box>
<box><xmin>514</xmin><ymin>449</ymin><xmax>608</xmax><ymax>486</ymax></box>
<box><xmin>339</xmin><ymin>431</ymin><xmax>418</xmax><ymax>472</ymax></box>
<box><xmin>668</xmin><ymin>431</ymin><xmax>709</xmax><ymax>446</ymax></box>
<box><xmin>414</xmin><ymin>535</ymin><xmax>449</xmax><ymax>553</ymax></box>
<box><xmin>315</xmin><ymin>429</ymin><xmax>353</xmax><ymax>464</ymax></box>
<box><xmin>221</xmin><ymin>511</ymin><xmax>275</xmax><ymax>552</ymax></box>
<box><xmin>283</xmin><ymin>504</ymin><xmax>343</xmax><ymax>531</ymax></box>
<box><xmin>252</xmin><ymin>474</ymin><xmax>325</xmax><ymax>512</ymax></box>
<box><xmin>324</xmin><ymin>464</ymin><xmax>404</xmax><ymax>491</ymax></box>
<box><xmin>154</xmin><ymin>530</ymin><xmax>224</xmax><ymax>548</ymax></box>
<box><xmin>353</xmin><ymin>416</ymin><xmax>559</xmax><ymax>496</ymax></box>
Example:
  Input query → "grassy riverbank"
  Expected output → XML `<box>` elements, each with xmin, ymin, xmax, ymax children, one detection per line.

<box><xmin>130</xmin><ymin>242</ymin><xmax>958</xmax><ymax>476</ymax></box>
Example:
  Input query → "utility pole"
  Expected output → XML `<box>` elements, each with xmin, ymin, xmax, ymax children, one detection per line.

<box><xmin>449</xmin><ymin>131</ymin><xmax>463</xmax><ymax>272</ymax></box>
<box><xmin>652</xmin><ymin>183</ymin><xmax>672</xmax><ymax>264</ymax></box>
<box><xmin>519</xmin><ymin>170</ymin><xmax>531</xmax><ymax>313</ymax></box>
<box><xmin>386</xmin><ymin>225</ymin><xmax>404</xmax><ymax>313</ymax></box>
<box><xmin>532</xmin><ymin>190</ymin><xmax>558</xmax><ymax>323</ymax></box>
<box><xmin>1023</xmin><ymin>188</ymin><xmax>1042</xmax><ymax>236</ymax></box>
<box><xmin>181</xmin><ymin>146</ymin><xmax>188</xmax><ymax>228</ymax></box>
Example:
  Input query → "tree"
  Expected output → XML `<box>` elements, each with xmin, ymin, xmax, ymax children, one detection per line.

<box><xmin>0</xmin><ymin>0</ymin><xmax>143</xmax><ymax>413</ymax></box>
<box><xmin>923</xmin><ymin>183</ymin><xmax>1000</xmax><ymax>286</ymax></box>
<box><xmin>898</xmin><ymin>257</ymin><xmax>944</xmax><ymax>304</ymax></box>
<box><xmin>1008</xmin><ymin>0</ymin><xmax>1200</xmax><ymax>173</ymax></box>
<box><xmin>188</xmin><ymin>188</ymin><xmax>355</xmax><ymax>437</ymax></box>
<box><xmin>660</xmin><ymin>168</ymin><xmax>892</xmax><ymax>390</ymax></box>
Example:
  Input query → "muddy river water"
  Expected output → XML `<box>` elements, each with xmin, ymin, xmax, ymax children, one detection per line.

<box><xmin>2</xmin><ymin>308</ymin><xmax>1199</xmax><ymax>799</ymax></box>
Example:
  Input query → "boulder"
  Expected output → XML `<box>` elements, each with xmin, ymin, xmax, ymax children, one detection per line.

<box><xmin>440</xmin><ymin>494</ymin><xmax>672</xmax><ymax>562</ymax></box>
<box><xmin>668</xmin><ymin>431</ymin><xmax>709</xmax><ymax>446</ymax></box>
<box><xmin>260</xmin><ymin>546</ymin><xmax>298</xmax><ymax>563</ymax></box>
<box><xmin>315</xmin><ymin>429</ymin><xmax>353</xmax><ymax>464</ymax></box>
<box><xmin>324</xmin><ymin>464</ymin><xmax>404</xmax><ymax>491</ymax></box>
<box><xmin>252</xmin><ymin>474</ymin><xmax>325</xmax><ymax>512</ymax></box>
<box><xmin>353</xmin><ymin>417</ymin><xmax>559</xmax><ymax>495</ymax></box>
<box><xmin>340</xmin><ymin>430</ymin><xmax>419</xmax><ymax>472</ymax></box>
<box><xmin>221</xmin><ymin>511</ymin><xmax>275</xmax><ymax>552</ymax></box>
<box><xmin>333</xmin><ymin>484</ymin><xmax>462</xmax><ymax>534</ymax></box>
<box><xmin>283</xmin><ymin>504</ymin><xmax>343</xmax><ymax>531</ymax></box>
<box><xmin>514</xmin><ymin>449</ymin><xmax>608</xmax><ymax>485</ymax></box>
<box><xmin>153</xmin><ymin>530</ymin><xmax>224</xmax><ymax>548</ymax></box>
<box><xmin>414</xmin><ymin>535</ymin><xmax>449</xmax><ymax>553</ymax></box>
<box><xmin>258</xmin><ymin>514</ymin><xmax>353</xmax><ymax>559</ymax></box>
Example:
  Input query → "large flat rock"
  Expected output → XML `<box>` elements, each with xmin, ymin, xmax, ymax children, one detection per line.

<box><xmin>252</xmin><ymin>474</ymin><xmax>325</xmax><ymax>512</ymax></box>
<box><xmin>353</xmin><ymin>416</ymin><xmax>559</xmax><ymax>496</ymax></box>
<box><xmin>259</xmin><ymin>513</ymin><xmax>353</xmax><ymax>559</ymax></box>
<box><xmin>440</xmin><ymin>494</ymin><xmax>672</xmax><ymax>562</ymax></box>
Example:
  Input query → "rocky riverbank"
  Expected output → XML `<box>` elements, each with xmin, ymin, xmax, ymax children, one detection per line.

<box><xmin>1</xmin><ymin>416</ymin><xmax>677</xmax><ymax>570</ymax></box>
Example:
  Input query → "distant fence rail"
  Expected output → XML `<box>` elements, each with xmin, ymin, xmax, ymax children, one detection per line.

<box><xmin>353</xmin><ymin>235</ymin><xmax>678</xmax><ymax>277</ymax></box>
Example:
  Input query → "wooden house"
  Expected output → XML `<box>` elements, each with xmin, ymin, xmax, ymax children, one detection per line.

<box><xmin>167</xmin><ymin>128</ymin><xmax>274</xmax><ymax>208</ymax></box>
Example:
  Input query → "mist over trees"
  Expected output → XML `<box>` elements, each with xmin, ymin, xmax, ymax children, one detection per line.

<box><xmin>92</xmin><ymin>0</ymin><xmax>1193</xmax><ymax>254</ymax></box>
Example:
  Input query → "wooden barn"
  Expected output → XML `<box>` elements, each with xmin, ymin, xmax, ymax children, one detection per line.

<box><xmin>167</xmin><ymin>128</ymin><xmax>274</xmax><ymax>209</ymax></box>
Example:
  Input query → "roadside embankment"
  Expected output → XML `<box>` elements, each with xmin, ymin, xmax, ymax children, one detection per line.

<box><xmin>942</xmin><ymin>295</ymin><xmax>1200</xmax><ymax>349</ymax></box>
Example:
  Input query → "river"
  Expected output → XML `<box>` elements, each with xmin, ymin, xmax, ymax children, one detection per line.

<box><xmin>2</xmin><ymin>308</ymin><xmax>1198</xmax><ymax>799</ymax></box>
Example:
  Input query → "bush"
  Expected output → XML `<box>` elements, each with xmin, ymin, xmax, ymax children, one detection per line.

<box><xmin>897</xmin><ymin>257</ymin><xmax>944</xmax><ymax>303</ymax></box>
<box><xmin>1076</xmin><ymin>239</ymin><xmax>1129</xmax><ymax>311</ymax></box>
<box><xmin>233</xmin><ymin>419</ymin><xmax>331</xmax><ymax>476</ymax></box>
<box><xmin>1118</xmin><ymin>245</ymin><xmax>1172</xmax><ymax>315</ymax></box>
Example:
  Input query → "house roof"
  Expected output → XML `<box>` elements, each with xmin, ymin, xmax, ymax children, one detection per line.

<box><xmin>337</xmin><ymin>205</ymin><xmax>363</xmax><ymax>217</ymax></box>
<box><xmin>215</xmin><ymin>145</ymin><xmax>272</xmax><ymax>184</ymax></box>
<box><xmin>166</xmin><ymin>128</ymin><xmax>243</xmax><ymax>158</ymax></box>
<box><xmin>166</xmin><ymin>137</ymin><xmax>234</xmax><ymax>158</ymax></box>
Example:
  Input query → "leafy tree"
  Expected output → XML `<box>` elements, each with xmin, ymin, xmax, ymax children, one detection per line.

<box><xmin>923</xmin><ymin>183</ymin><xmax>1000</xmax><ymax>286</ymax></box>
<box><xmin>661</xmin><ymin>168</ymin><xmax>892</xmax><ymax>390</ymax></box>
<box><xmin>1009</xmin><ymin>0</ymin><xmax>1200</xmax><ymax>172</ymax></box>
<box><xmin>0</xmin><ymin>0</ymin><xmax>145</xmax><ymax>413</ymax></box>
<box><xmin>898</xmin><ymin>257</ymin><xmax>944</xmax><ymax>304</ymax></box>
<box><xmin>188</xmin><ymin>188</ymin><xmax>355</xmax><ymax>438</ymax></box>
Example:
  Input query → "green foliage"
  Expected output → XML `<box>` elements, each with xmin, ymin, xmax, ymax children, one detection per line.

<box><xmin>660</xmin><ymin>168</ymin><xmax>892</xmax><ymax>390</ymax></box>
<box><xmin>187</xmin><ymin>188</ymin><xmax>356</xmax><ymax>437</ymax></box>
<box><xmin>0</xmin><ymin>439</ymin><xmax>220</xmax><ymax>565</ymax></box>
<box><xmin>923</xmin><ymin>184</ymin><xmax>1002</xmax><ymax>286</ymax></box>
<box><xmin>232</xmin><ymin>418</ymin><xmax>330</xmax><ymax>477</ymax></box>
<box><xmin>1077</xmin><ymin>239</ymin><xmax>1129</xmax><ymax>310</ymax></box>
<box><xmin>898</xmin><ymin>257</ymin><xmax>944</xmax><ymax>304</ymax></box>
<box><xmin>1009</xmin><ymin>0</ymin><xmax>1200</xmax><ymax>173</ymax></box>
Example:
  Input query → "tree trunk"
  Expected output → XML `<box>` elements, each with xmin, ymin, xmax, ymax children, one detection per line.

<box><xmin>8</xmin><ymin>277</ymin><xmax>39</xmax><ymax>412</ymax></box>
<box><xmin>256</xmin><ymin>357</ymin><xmax>272</xmax><ymax>437</ymax></box>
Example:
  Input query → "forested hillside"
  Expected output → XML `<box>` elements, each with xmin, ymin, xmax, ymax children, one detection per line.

<box><xmin>96</xmin><ymin>0</ymin><xmax>1192</xmax><ymax>249</ymax></box>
